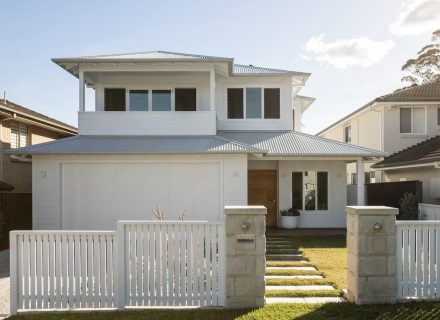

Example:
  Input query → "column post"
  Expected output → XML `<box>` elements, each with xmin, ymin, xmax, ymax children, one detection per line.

<box><xmin>346</xmin><ymin>206</ymin><xmax>398</xmax><ymax>304</ymax></box>
<box><xmin>224</xmin><ymin>205</ymin><xmax>266</xmax><ymax>308</ymax></box>
<box><xmin>79</xmin><ymin>69</ymin><xmax>85</xmax><ymax>112</ymax></box>
<box><xmin>209</xmin><ymin>68</ymin><xmax>215</xmax><ymax>111</ymax></box>
<box><xmin>356</xmin><ymin>158</ymin><xmax>365</xmax><ymax>205</ymax></box>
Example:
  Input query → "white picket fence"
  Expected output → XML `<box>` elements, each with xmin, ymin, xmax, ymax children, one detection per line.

<box><xmin>10</xmin><ymin>221</ymin><xmax>225</xmax><ymax>314</ymax></box>
<box><xmin>418</xmin><ymin>203</ymin><xmax>440</xmax><ymax>221</ymax></box>
<box><xmin>396</xmin><ymin>221</ymin><xmax>440</xmax><ymax>299</ymax></box>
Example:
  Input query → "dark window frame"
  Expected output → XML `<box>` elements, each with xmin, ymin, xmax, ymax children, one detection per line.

<box><xmin>292</xmin><ymin>171</ymin><xmax>329</xmax><ymax>212</ymax></box>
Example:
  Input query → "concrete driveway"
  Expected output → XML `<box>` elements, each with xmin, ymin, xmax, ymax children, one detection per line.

<box><xmin>0</xmin><ymin>250</ymin><xmax>9</xmax><ymax>319</ymax></box>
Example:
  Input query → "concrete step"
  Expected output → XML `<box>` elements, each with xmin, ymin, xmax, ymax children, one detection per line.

<box><xmin>265</xmin><ymin>275</ymin><xmax>323</xmax><ymax>279</ymax></box>
<box><xmin>266</xmin><ymin>245</ymin><xmax>291</xmax><ymax>249</ymax></box>
<box><xmin>266</xmin><ymin>266</ymin><xmax>317</xmax><ymax>271</ymax></box>
<box><xmin>265</xmin><ymin>297</ymin><xmax>346</xmax><ymax>304</ymax></box>
<box><xmin>266</xmin><ymin>285</ymin><xmax>335</xmax><ymax>291</ymax></box>
<box><xmin>266</xmin><ymin>254</ymin><xmax>303</xmax><ymax>259</ymax></box>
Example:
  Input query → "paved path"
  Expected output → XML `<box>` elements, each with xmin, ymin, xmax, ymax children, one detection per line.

<box><xmin>0</xmin><ymin>250</ymin><xmax>9</xmax><ymax>319</ymax></box>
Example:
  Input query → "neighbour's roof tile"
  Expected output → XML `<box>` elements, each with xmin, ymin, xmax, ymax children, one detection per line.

<box><xmin>0</xmin><ymin>100</ymin><xmax>77</xmax><ymax>133</ymax></box>
<box><xmin>372</xmin><ymin>135</ymin><xmax>440</xmax><ymax>169</ymax></box>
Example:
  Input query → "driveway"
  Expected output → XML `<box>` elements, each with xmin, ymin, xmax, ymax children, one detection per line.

<box><xmin>0</xmin><ymin>250</ymin><xmax>9</xmax><ymax>319</ymax></box>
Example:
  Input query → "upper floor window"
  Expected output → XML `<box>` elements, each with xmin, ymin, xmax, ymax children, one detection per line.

<box><xmin>10</xmin><ymin>122</ymin><xmax>28</xmax><ymax>148</ymax></box>
<box><xmin>227</xmin><ymin>87</ymin><xmax>280</xmax><ymax>120</ymax></box>
<box><xmin>292</xmin><ymin>171</ymin><xmax>328</xmax><ymax>211</ymax></box>
<box><xmin>105</xmin><ymin>87</ymin><xmax>196</xmax><ymax>111</ymax></box>
<box><xmin>400</xmin><ymin>107</ymin><xmax>425</xmax><ymax>134</ymax></box>
<box><xmin>344</xmin><ymin>125</ymin><xmax>352</xmax><ymax>143</ymax></box>
<box><xmin>104</xmin><ymin>88</ymin><xmax>126</xmax><ymax>111</ymax></box>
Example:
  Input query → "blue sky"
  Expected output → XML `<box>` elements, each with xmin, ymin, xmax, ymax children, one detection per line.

<box><xmin>1</xmin><ymin>0</ymin><xmax>439</xmax><ymax>134</ymax></box>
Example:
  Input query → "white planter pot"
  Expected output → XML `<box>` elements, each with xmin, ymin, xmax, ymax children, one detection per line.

<box><xmin>280</xmin><ymin>216</ymin><xmax>299</xmax><ymax>229</ymax></box>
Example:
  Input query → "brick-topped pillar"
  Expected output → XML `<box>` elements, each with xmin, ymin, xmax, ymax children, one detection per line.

<box><xmin>224</xmin><ymin>205</ymin><xmax>266</xmax><ymax>308</ymax></box>
<box><xmin>346</xmin><ymin>206</ymin><xmax>398</xmax><ymax>304</ymax></box>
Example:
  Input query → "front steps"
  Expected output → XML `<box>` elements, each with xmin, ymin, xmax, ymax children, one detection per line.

<box><xmin>265</xmin><ymin>236</ymin><xmax>345</xmax><ymax>304</ymax></box>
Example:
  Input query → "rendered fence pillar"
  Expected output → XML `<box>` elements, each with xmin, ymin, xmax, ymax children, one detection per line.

<box><xmin>346</xmin><ymin>206</ymin><xmax>398</xmax><ymax>304</ymax></box>
<box><xmin>224</xmin><ymin>205</ymin><xmax>266</xmax><ymax>308</ymax></box>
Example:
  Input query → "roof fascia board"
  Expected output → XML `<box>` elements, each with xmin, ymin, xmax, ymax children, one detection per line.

<box><xmin>0</xmin><ymin>106</ymin><xmax>77</xmax><ymax>134</ymax></box>
<box><xmin>373</xmin><ymin>161</ymin><xmax>439</xmax><ymax>171</ymax></box>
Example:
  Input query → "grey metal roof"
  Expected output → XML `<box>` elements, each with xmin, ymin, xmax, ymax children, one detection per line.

<box><xmin>52</xmin><ymin>51</ymin><xmax>233</xmax><ymax>63</ymax></box>
<box><xmin>7</xmin><ymin>135</ymin><xmax>262</xmax><ymax>155</ymax></box>
<box><xmin>233</xmin><ymin>64</ymin><xmax>310</xmax><ymax>77</ymax></box>
<box><xmin>218</xmin><ymin>131</ymin><xmax>386</xmax><ymax>157</ymax></box>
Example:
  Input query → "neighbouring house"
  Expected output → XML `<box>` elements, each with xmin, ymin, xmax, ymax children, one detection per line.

<box><xmin>372</xmin><ymin>135</ymin><xmax>440</xmax><ymax>205</ymax></box>
<box><xmin>0</xmin><ymin>100</ymin><xmax>77</xmax><ymax>192</ymax></box>
<box><xmin>317</xmin><ymin>81</ymin><xmax>440</xmax><ymax>188</ymax></box>
<box><xmin>8</xmin><ymin>51</ymin><xmax>384</xmax><ymax>230</ymax></box>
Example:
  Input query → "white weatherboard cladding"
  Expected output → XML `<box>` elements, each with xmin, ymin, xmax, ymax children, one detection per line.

<box><xmin>32</xmin><ymin>154</ymin><xmax>247</xmax><ymax>230</ymax></box>
<box><xmin>278</xmin><ymin>160</ymin><xmax>347</xmax><ymax>228</ymax></box>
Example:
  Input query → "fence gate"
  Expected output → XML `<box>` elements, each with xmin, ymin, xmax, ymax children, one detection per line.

<box><xmin>10</xmin><ymin>220</ymin><xmax>225</xmax><ymax>314</ymax></box>
<box><xmin>118</xmin><ymin>221</ymin><xmax>225</xmax><ymax>307</ymax></box>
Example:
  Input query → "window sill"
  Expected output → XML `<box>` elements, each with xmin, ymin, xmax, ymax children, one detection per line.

<box><xmin>400</xmin><ymin>133</ymin><xmax>428</xmax><ymax>139</ymax></box>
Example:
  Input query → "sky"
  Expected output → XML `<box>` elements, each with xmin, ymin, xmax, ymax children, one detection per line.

<box><xmin>1</xmin><ymin>0</ymin><xmax>439</xmax><ymax>134</ymax></box>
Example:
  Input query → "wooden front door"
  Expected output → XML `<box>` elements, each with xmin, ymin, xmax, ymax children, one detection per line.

<box><xmin>248</xmin><ymin>170</ymin><xmax>278</xmax><ymax>227</ymax></box>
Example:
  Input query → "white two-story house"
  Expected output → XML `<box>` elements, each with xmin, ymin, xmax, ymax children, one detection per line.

<box><xmin>317</xmin><ymin>82</ymin><xmax>440</xmax><ymax>203</ymax></box>
<box><xmin>9</xmin><ymin>51</ymin><xmax>383</xmax><ymax>230</ymax></box>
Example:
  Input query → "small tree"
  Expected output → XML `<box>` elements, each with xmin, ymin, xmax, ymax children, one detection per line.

<box><xmin>401</xmin><ymin>29</ymin><xmax>440</xmax><ymax>86</ymax></box>
<box><xmin>399</xmin><ymin>192</ymin><xmax>419</xmax><ymax>220</ymax></box>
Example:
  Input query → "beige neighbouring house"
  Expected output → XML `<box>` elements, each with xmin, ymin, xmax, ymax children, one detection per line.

<box><xmin>317</xmin><ymin>82</ymin><xmax>440</xmax><ymax>203</ymax></box>
<box><xmin>0</xmin><ymin>100</ymin><xmax>77</xmax><ymax>192</ymax></box>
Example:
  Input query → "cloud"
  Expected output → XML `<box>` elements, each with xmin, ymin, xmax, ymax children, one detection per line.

<box><xmin>303</xmin><ymin>35</ymin><xmax>395</xmax><ymax>69</ymax></box>
<box><xmin>389</xmin><ymin>0</ymin><xmax>440</xmax><ymax>36</ymax></box>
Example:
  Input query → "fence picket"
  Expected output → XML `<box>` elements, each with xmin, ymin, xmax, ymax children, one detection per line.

<box><xmin>10</xmin><ymin>222</ymin><xmax>224</xmax><ymax>312</ymax></box>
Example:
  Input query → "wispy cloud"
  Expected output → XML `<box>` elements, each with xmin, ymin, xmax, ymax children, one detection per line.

<box><xmin>303</xmin><ymin>35</ymin><xmax>394</xmax><ymax>69</ymax></box>
<box><xmin>389</xmin><ymin>0</ymin><xmax>440</xmax><ymax>36</ymax></box>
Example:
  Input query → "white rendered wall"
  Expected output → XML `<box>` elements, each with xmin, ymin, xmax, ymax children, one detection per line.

<box><xmin>278</xmin><ymin>160</ymin><xmax>348</xmax><ymax>228</ymax></box>
<box><xmin>32</xmin><ymin>154</ymin><xmax>248</xmax><ymax>230</ymax></box>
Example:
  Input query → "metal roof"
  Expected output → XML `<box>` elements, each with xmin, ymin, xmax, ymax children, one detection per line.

<box><xmin>218</xmin><ymin>131</ymin><xmax>386</xmax><ymax>157</ymax></box>
<box><xmin>233</xmin><ymin>64</ymin><xmax>310</xmax><ymax>77</ymax></box>
<box><xmin>7</xmin><ymin>135</ymin><xmax>262</xmax><ymax>155</ymax></box>
<box><xmin>52</xmin><ymin>51</ymin><xmax>233</xmax><ymax>63</ymax></box>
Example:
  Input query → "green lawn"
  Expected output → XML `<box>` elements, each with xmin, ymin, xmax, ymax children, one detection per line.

<box><xmin>10</xmin><ymin>302</ymin><xmax>440</xmax><ymax>320</ymax></box>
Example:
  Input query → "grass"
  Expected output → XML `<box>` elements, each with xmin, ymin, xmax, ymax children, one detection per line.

<box><xmin>12</xmin><ymin>302</ymin><xmax>440</xmax><ymax>319</ymax></box>
<box><xmin>265</xmin><ymin>278</ymin><xmax>335</xmax><ymax>286</ymax></box>
<box><xmin>266</xmin><ymin>261</ymin><xmax>314</xmax><ymax>267</ymax></box>
<box><xmin>280</xmin><ymin>235</ymin><xmax>347</xmax><ymax>292</ymax></box>
<box><xmin>265</xmin><ymin>269</ymin><xmax>322</xmax><ymax>276</ymax></box>
<box><xmin>265</xmin><ymin>289</ymin><xmax>341</xmax><ymax>298</ymax></box>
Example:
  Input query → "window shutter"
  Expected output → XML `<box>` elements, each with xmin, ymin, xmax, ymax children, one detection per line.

<box><xmin>19</xmin><ymin>125</ymin><xmax>28</xmax><ymax>147</ymax></box>
<box><xmin>292</xmin><ymin>172</ymin><xmax>303</xmax><ymax>210</ymax></box>
<box><xmin>175</xmin><ymin>88</ymin><xmax>196</xmax><ymax>111</ymax></box>
<box><xmin>10</xmin><ymin>122</ymin><xmax>19</xmax><ymax>149</ymax></box>
<box><xmin>104</xmin><ymin>88</ymin><xmax>126</xmax><ymax>111</ymax></box>
<box><xmin>264</xmin><ymin>88</ymin><xmax>280</xmax><ymax>119</ymax></box>
<box><xmin>227</xmin><ymin>88</ymin><xmax>244</xmax><ymax>119</ymax></box>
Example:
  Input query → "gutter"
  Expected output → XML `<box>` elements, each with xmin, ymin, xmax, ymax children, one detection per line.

<box><xmin>372</xmin><ymin>161</ymin><xmax>440</xmax><ymax>171</ymax></box>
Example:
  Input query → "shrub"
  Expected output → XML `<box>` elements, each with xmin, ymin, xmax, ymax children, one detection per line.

<box><xmin>399</xmin><ymin>192</ymin><xmax>419</xmax><ymax>220</ymax></box>
<box><xmin>280</xmin><ymin>208</ymin><xmax>300</xmax><ymax>216</ymax></box>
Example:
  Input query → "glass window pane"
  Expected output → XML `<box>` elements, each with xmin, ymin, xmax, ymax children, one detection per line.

<box><xmin>317</xmin><ymin>172</ymin><xmax>328</xmax><ymax>210</ymax></box>
<box><xmin>10</xmin><ymin>122</ymin><xmax>18</xmax><ymax>149</ymax></box>
<box><xmin>104</xmin><ymin>88</ymin><xmax>126</xmax><ymax>111</ymax></box>
<box><xmin>292</xmin><ymin>172</ymin><xmax>303</xmax><ymax>210</ymax></box>
<box><xmin>264</xmin><ymin>88</ymin><xmax>280</xmax><ymax>119</ymax></box>
<box><xmin>246</xmin><ymin>88</ymin><xmax>262</xmax><ymax>118</ymax></box>
<box><xmin>129</xmin><ymin>90</ymin><xmax>149</xmax><ymax>111</ymax></box>
<box><xmin>344</xmin><ymin>126</ymin><xmax>351</xmax><ymax>143</ymax></box>
<box><xmin>175</xmin><ymin>88</ymin><xmax>196</xmax><ymax>111</ymax></box>
<box><xmin>400</xmin><ymin>108</ymin><xmax>411</xmax><ymax>133</ymax></box>
<box><xmin>304</xmin><ymin>171</ymin><xmax>316</xmax><ymax>211</ymax></box>
<box><xmin>19</xmin><ymin>126</ymin><xmax>28</xmax><ymax>147</ymax></box>
<box><xmin>227</xmin><ymin>88</ymin><xmax>244</xmax><ymax>119</ymax></box>
<box><xmin>152</xmin><ymin>90</ymin><xmax>171</xmax><ymax>111</ymax></box>
<box><xmin>413</xmin><ymin>108</ymin><xmax>425</xmax><ymax>133</ymax></box>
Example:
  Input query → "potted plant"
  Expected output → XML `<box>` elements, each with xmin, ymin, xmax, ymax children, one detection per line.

<box><xmin>280</xmin><ymin>208</ymin><xmax>300</xmax><ymax>229</ymax></box>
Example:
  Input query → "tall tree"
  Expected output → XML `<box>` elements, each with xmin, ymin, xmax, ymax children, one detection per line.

<box><xmin>402</xmin><ymin>29</ymin><xmax>440</xmax><ymax>85</ymax></box>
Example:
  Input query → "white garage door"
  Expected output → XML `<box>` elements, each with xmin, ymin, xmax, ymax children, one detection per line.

<box><xmin>61</xmin><ymin>162</ymin><xmax>221</xmax><ymax>230</ymax></box>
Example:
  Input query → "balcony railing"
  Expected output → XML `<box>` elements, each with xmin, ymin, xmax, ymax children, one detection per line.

<box><xmin>78</xmin><ymin>110</ymin><xmax>217</xmax><ymax>135</ymax></box>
